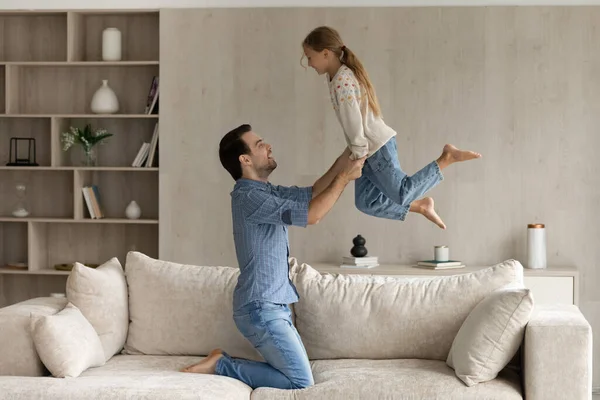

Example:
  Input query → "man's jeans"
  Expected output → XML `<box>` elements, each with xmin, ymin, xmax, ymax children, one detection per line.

<box><xmin>215</xmin><ymin>301</ymin><xmax>314</xmax><ymax>390</ymax></box>
<box><xmin>355</xmin><ymin>137</ymin><xmax>444</xmax><ymax>220</ymax></box>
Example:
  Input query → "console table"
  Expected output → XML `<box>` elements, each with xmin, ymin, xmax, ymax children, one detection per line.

<box><xmin>308</xmin><ymin>263</ymin><xmax>579</xmax><ymax>306</ymax></box>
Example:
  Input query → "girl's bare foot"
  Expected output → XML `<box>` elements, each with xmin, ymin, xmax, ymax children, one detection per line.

<box><xmin>410</xmin><ymin>197</ymin><xmax>446</xmax><ymax>229</ymax></box>
<box><xmin>180</xmin><ymin>349</ymin><xmax>223</xmax><ymax>374</ymax></box>
<box><xmin>437</xmin><ymin>144</ymin><xmax>482</xmax><ymax>170</ymax></box>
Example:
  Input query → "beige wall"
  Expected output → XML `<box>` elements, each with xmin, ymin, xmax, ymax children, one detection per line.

<box><xmin>159</xmin><ymin>7</ymin><xmax>600</xmax><ymax>385</ymax></box>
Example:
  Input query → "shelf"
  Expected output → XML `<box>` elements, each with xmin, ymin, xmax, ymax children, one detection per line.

<box><xmin>28</xmin><ymin>222</ymin><xmax>158</xmax><ymax>273</ymax></box>
<box><xmin>74</xmin><ymin>170</ymin><xmax>158</xmax><ymax>220</ymax></box>
<box><xmin>0</xmin><ymin>222</ymin><xmax>28</xmax><ymax>270</ymax></box>
<box><xmin>0</xmin><ymin>61</ymin><xmax>159</xmax><ymax>66</ymax></box>
<box><xmin>0</xmin><ymin>118</ymin><xmax>52</xmax><ymax>166</ymax></box>
<box><xmin>0</xmin><ymin>217</ymin><xmax>158</xmax><ymax>224</ymax></box>
<box><xmin>7</xmin><ymin>64</ymin><xmax>158</xmax><ymax>114</ymax></box>
<box><xmin>68</xmin><ymin>12</ymin><xmax>159</xmax><ymax>62</ymax></box>
<box><xmin>52</xmin><ymin>117</ymin><xmax>159</xmax><ymax>168</ymax></box>
<box><xmin>0</xmin><ymin>267</ymin><xmax>69</xmax><ymax>276</ymax></box>
<box><xmin>0</xmin><ymin>13</ymin><xmax>67</xmax><ymax>62</ymax></box>
<box><xmin>0</xmin><ymin>114</ymin><xmax>158</xmax><ymax>118</ymax></box>
<box><xmin>0</xmin><ymin>170</ymin><xmax>73</xmax><ymax>218</ymax></box>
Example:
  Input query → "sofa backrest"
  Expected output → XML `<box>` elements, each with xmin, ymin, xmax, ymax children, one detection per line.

<box><xmin>122</xmin><ymin>251</ymin><xmax>262</xmax><ymax>360</ymax></box>
<box><xmin>290</xmin><ymin>260</ymin><xmax>524</xmax><ymax>361</ymax></box>
<box><xmin>123</xmin><ymin>252</ymin><xmax>523</xmax><ymax>362</ymax></box>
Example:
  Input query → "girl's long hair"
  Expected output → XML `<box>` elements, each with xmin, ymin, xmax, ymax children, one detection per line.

<box><xmin>302</xmin><ymin>26</ymin><xmax>381</xmax><ymax>117</ymax></box>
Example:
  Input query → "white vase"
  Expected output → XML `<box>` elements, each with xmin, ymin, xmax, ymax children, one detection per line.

<box><xmin>125</xmin><ymin>200</ymin><xmax>141</xmax><ymax>220</ymax></box>
<box><xmin>91</xmin><ymin>80</ymin><xmax>119</xmax><ymax>114</ymax></box>
<box><xmin>102</xmin><ymin>27</ymin><xmax>122</xmax><ymax>61</ymax></box>
<box><xmin>526</xmin><ymin>223</ymin><xmax>547</xmax><ymax>269</ymax></box>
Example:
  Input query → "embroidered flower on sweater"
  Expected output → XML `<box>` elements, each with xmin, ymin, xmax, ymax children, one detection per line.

<box><xmin>329</xmin><ymin>66</ymin><xmax>363</xmax><ymax>111</ymax></box>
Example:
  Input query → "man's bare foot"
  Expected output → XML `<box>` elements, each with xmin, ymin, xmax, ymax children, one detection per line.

<box><xmin>410</xmin><ymin>197</ymin><xmax>446</xmax><ymax>229</ymax></box>
<box><xmin>436</xmin><ymin>144</ymin><xmax>482</xmax><ymax>170</ymax></box>
<box><xmin>180</xmin><ymin>349</ymin><xmax>223</xmax><ymax>374</ymax></box>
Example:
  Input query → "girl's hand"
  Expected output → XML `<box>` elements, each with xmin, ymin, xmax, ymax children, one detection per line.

<box><xmin>339</xmin><ymin>155</ymin><xmax>366</xmax><ymax>182</ymax></box>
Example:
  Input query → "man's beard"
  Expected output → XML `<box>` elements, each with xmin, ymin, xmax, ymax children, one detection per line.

<box><xmin>257</xmin><ymin>159</ymin><xmax>277</xmax><ymax>178</ymax></box>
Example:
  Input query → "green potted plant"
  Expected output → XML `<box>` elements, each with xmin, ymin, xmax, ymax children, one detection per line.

<box><xmin>61</xmin><ymin>124</ymin><xmax>113</xmax><ymax>166</ymax></box>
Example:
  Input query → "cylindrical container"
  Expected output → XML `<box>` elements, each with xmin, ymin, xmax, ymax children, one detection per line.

<box><xmin>434</xmin><ymin>245</ymin><xmax>449</xmax><ymax>262</ymax></box>
<box><xmin>527</xmin><ymin>223</ymin><xmax>547</xmax><ymax>269</ymax></box>
<box><xmin>102</xmin><ymin>27</ymin><xmax>122</xmax><ymax>61</ymax></box>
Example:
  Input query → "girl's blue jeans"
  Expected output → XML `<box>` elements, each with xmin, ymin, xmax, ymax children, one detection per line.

<box><xmin>355</xmin><ymin>138</ymin><xmax>443</xmax><ymax>220</ymax></box>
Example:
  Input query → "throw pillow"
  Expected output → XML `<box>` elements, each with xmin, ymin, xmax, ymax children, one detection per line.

<box><xmin>66</xmin><ymin>257</ymin><xmax>128</xmax><ymax>361</ymax></box>
<box><xmin>446</xmin><ymin>286</ymin><xmax>534</xmax><ymax>386</ymax></box>
<box><xmin>30</xmin><ymin>302</ymin><xmax>105</xmax><ymax>378</ymax></box>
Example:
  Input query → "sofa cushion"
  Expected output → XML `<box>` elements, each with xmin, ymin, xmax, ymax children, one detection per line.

<box><xmin>30</xmin><ymin>302</ymin><xmax>105</xmax><ymax>378</ymax></box>
<box><xmin>0</xmin><ymin>355</ymin><xmax>251</xmax><ymax>400</ymax></box>
<box><xmin>123</xmin><ymin>251</ymin><xmax>261</xmax><ymax>360</ymax></box>
<box><xmin>0</xmin><ymin>297</ymin><xmax>67</xmax><ymax>376</ymax></box>
<box><xmin>252</xmin><ymin>359</ymin><xmax>522</xmax><ymax>400</ymax></box>
<box><xmin>66</xmin><ymin>257</ymin><xmax>129</xmax><ymax>361</ymax></box>
<box><xmin>447</xmin><ymin>287</ymin><xmax>534</xmax><ymax>386</ymax></box>
<box><xmin>291</xmin><ymin>259</ymin><xmax>523</xmax><ymax>360</ymax></box>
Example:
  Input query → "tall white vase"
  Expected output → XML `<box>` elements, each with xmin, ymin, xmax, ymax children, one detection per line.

<box><xmin>91</xmin><ymin>80</ymin><xmax>119</xmax><ymax>114</ymax></box>
<box><xmin>526</xmin><ymin>223</ymin><xmax>547</xmax><ymax>269</ymax></box>
<box><xmin>102</xmin><ymin>27</ymin><xmax>122</xmax><ymax>61</ymax></box>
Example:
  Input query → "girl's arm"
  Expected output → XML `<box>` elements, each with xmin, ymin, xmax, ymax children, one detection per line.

<box><xmin>335</xmin><ymin>80</ymin><xmax>369</xmax><ymax>160</ymax></box>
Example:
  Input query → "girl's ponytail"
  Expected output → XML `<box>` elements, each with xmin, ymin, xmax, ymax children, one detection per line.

<box><xmin>340</xmin><ymin>45</ymin><xmax>381</xmax><ymax>117</ymax></box>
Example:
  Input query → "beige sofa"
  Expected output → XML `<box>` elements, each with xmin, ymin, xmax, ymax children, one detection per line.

<box><xmin>0</xmin><ymin>252</ymin><xmax>592</xmax><ymax>400</ymax></box>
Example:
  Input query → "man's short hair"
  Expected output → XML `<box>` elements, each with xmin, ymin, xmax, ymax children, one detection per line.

<box><xmin>219</xmin><ymin>124</ymin><xmax>252</xmax><ymax>181</ymax></box>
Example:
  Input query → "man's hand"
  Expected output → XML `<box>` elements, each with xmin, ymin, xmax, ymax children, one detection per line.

<box><xmin>338</xmin><ymin>155</ymin><xmax>366</xmax><ymax>182</ymax></box>
<box><xmin>307</xmin><ymin>154</ymin><xmax>366</xmax><ymax>225</ymax></box>
<box><xmin>312</xmin><ymin>147</ymin><xmax>354</xmax><ymax>198</ymax></box>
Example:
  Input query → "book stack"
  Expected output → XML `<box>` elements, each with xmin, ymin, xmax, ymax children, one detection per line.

<box><xmin>414</xmin><ymin>260</ymin><xmax>465</xmax><ymax>270</ymax></box>
<box><xmin>132</xmin><ymin>122</ymin><xmax>159</xmax><ymax>167</ymax></box>
<box><xmin>82</xmin><ymin>185</ymin><xmax>104</xmax><ymax>219</ymax></box>
<box><xmin>341</xmin><ymin>256</ymin><xmax>379</xmax><ymax>269</ymax></box>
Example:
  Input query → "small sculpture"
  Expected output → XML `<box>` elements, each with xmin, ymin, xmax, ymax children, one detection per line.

<box><xmin>7</xmin><ymin>137</ymin><xmax>38</xmax><ymax>166</ymax></box>
<box><xmin>350</xmin><ymin>234</ymin><xmax>368</xmax><ymax>257</ymax></box>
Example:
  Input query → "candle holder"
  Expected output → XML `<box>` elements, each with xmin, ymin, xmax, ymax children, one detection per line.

<box><xmin>6</xmin><ymin>137</ymin><xmax>38</xmax><ymax>166</ymax></box>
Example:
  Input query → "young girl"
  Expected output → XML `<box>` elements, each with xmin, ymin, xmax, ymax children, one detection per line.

<box><xmin>302</xmin><ymin>26</ymin><xmax>482</xmax><ymax>229</ymax></box>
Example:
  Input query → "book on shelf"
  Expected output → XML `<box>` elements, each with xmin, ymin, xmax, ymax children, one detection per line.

<box><xmin>132</xmin><ymin>122</ymin><xmax>159</xmax><ymax>168</ymax></box>
<box><xmin>144</xmin><ymin>76</ymin><xmax>159</xmax><ymax>115</ymax></box>
<box><xmin>341</xmin><ymin>256</ymin><xmax>379</xmax><ymax>269</ymax></box>
<box><xmin>132</xmin><ymin>143</ymin><xmax>150</xmax><ymax>167</ymax></box>
<box><xmin>145</xmin><ymin>122</ymin><xmax>159</xmax><ymax>167</ymax></box>
<box><xmin>414</xmin><ymin>260</ymin><xmax>465</xmax><ymax>270</ymax></box>
<box><xmin>82</xmin><ymin>185</ymin><xmax>104</xmax><ymax>219</ymax></box>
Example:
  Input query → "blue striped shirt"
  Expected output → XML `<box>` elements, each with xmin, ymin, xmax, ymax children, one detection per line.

<box><xmin>230</xmin><ymin>178</ymin><xmax>312</xmax><ymax>311</ymax></box>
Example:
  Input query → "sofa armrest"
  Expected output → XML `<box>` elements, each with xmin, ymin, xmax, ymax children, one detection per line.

<box><xmin>523</xmin><ymin>304</ymin><xmax>592</xmax><ymax>400</ymax></box>
<box><xmin>0</xmin><ymin>297</ymin><xmax>67</xmax><ymax>376</ymax></box>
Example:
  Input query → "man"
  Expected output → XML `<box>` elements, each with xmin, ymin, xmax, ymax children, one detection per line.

<box><xmin>181</xmin><ymin>123</ymin><xmax>365</xmax><ymax>389</ymax></box>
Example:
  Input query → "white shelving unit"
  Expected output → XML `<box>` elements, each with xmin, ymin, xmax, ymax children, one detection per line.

<box><xmin>0</xmin><ymin>10</ymin><xmax>160</xmax><ymax>306</ymax></box>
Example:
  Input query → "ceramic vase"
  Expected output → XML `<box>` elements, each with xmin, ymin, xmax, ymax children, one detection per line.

<box><xmin>125</xmin><ymin>200</ymin><xmax>141</xmax><ymax>220</ymax></box>
<box><xmin>91</xmin><ymin>80</ymin><xmax>119</xmax><ymax>114</ymax></box>
<box><xmin>102</xmin><ymin>27</ymin><xmax>122</xmax><ymax>61</ymax></box>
